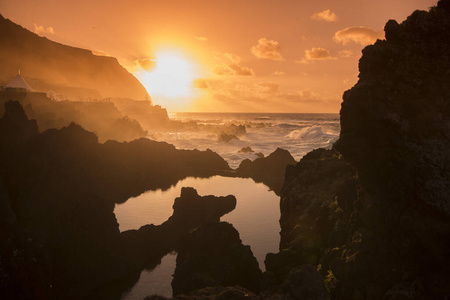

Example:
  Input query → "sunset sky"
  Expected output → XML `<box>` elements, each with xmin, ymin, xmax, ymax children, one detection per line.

<box><xmin>0</xmin><ymin>0</ymin><xmax>436</xmax><ymax>112</ymax></box>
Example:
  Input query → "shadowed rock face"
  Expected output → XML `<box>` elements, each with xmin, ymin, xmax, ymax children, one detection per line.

<box><xmin>270</xmin><ymin>1</ymin><xmax>450</xmax><ymax>299</ymax></box>
<box><xmin>237</xmin><ymin>148</ymin><xmax>296</xmax><ymax>195</ymax></box>
<box><xmin>333</xmin><ymin>1</ymin><xmax>450</xmax><ymax>297</ymax></box>
<box><xmin>145</xmin><ymin>286</ymin><xmax>259</xmax><ymax>300</ymax></box>
<box><xmin>336</xmin><ymin>1</ymin><xmax>450</xmax><ymax>215</ymax></box>
<box><xmin>170</xmin><ymin>187</ymin><xmax>236</xmax><ymax>226</ymax></box>
<box><xmin>0</xmin><ymin>101</ymin><xmax>234</xmax><ymax>300</ymax></box>
<box><xmin>172</xmin><ymin>222</ymin><xmax>262</xmax><ymax>296</ymax></box>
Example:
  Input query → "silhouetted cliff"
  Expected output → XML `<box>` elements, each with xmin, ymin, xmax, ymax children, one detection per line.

<box><xmin>0</xmin><ymin>14</ymin><xmax>149</xmax><ymax>100</ymax></box>
<box><xmin>269</xmin><ymin>1</ymin><xmax>450</xmax><ymax>299</ymax></box>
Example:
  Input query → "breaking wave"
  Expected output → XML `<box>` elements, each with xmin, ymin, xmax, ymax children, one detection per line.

<box><xmin>286</xmin><ymin>126</ymin><xmax>328</xmax><ymax>140</ymax></box>
<box><xmin>152</xmin><ymin>113</ymin><xmax>340</xmax><ymax>168</ymax></box>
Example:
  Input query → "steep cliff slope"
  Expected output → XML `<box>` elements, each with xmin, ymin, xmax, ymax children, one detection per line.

<box><xmin>273</xmin><ymin>1</ymin><xmax>450</xmax><ymax>299</ymax></box>
<box><xmin>0</xmin><ymin>14</ymin><xmax>149</xmax><ymax>101</ymax></box>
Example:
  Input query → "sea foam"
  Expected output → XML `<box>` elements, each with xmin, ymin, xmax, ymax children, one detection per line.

<box><xmin>286</xmin><ymin>126</ymin><xmax>327</xmax><ymax>140</ymax></box>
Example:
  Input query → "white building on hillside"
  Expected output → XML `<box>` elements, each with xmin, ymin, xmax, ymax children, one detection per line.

<box><xmin>5</xmin><ymin>70</ymin><xmax>34</xmax><ymax>91</ymax></box>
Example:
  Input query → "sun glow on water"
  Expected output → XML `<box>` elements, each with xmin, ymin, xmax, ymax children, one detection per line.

<box><xmin>136</xmin><ymin>51</ymin><xmax>199</xmax><ymax>99</ymax></box>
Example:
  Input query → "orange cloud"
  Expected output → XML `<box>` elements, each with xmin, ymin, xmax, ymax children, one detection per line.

<box><xmin>212</xmin><ymin>63</ymin><xmax>255</xmax><ymax>76</ymax></box>
<box><xmin>272</xmin><ymin>71</ymin><xmax>286</xmax><ymax>76</ymax></box>
<box><xmin>33</xmin><ymin>23</ymin><xmax>55</xmax><ymax>36</ymax></box>
<box><xmin>311</xmin><ymin>9</ymin><xmax>337</xmax><ymax>22</ymax></box>
<box><xmin>338</xmin><ymin>50</ymin><xmax>353</xmax><ymax>58</ymax></box>
<box><xmin>334</xmin><ymin>26</ymin><xmax>384</xmax><ymax>45</ymax></box>
<box><xmin>297</xmin><ymin>47</ymin><xmax>336</xmax><ymax>63</ymax></box>
<box><xmin>251</xmin><ymin>38</ymin><xmax>284</xmax><ymax>61</ymax></box>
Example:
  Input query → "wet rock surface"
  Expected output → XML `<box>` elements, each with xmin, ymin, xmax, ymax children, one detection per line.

<box><xmin>237</xmin><ymin>148</ymin><xmax>296</xmax><ymax>195</ymax></box>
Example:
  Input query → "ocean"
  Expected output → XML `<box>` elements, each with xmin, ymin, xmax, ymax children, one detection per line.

<box><xmin>156</xmin><ymin>113</ymin><xmax>340</xmax><ymax>168</ymax></box>
<box><xmin>117</xmin><ymin>113</ymin><xmax>340</xmax><ymax>299</ymax></box>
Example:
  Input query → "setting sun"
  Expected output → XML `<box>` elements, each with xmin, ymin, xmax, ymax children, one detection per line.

<box><xmin>135</xmin><ymin>51</ymin><xmax>199</xmax><ymax>103</ymax></box>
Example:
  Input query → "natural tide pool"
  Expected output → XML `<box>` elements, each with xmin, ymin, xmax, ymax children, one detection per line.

<box><xmin>115</xmin><ymin>176</ymin><xmax>280</xmax><ymax>298</ymax></box>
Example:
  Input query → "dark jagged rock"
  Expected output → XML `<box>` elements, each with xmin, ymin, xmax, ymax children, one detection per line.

<box><xmin>262</xmin><ymin>148</ymin><xmax>354</xmax><ymax>299</ymax></box>
<box><xmin>254</xmin><ymin>152</ymin><xmax>264</xmax><ymax>159</ymax></box>
<box><xmin>279</xmin><ymin>149</ymin><xmax>356</xmax><ymax>261</ymax></box>
<box><xmin>237</xmin><ymin>148</ymin><xmax>296</xmax><ymax>195</ymax></box>
<box><xmin>227</xmin><ymin>124</ymin><xmax>246</xmax><ymax>136</ymax></box>
<box><xmin>0</xmin><ymin>102</ymin><xmax>233</xmax><ymax>299</ymax></box>
<box><xmin>217</xmin><ymin>133</ymin><xmax>239</xmax><ymax>143</ymax></box>
<box><xmin>272</xmin><ymin>1</ymin><xmax>450</xmax><ymax>299</ymax></box>
<box><xmin>117</xmin><ymin>188</ymin><xmax>237</xmax><ymax>300</ymax></box>
<box><xmin>337</xmin><ymin>0</ymin><xmax>450</xmax><ymax>216</ymax></box>
<box><xmin>333</xmin><ymin>1</ymin><xmax>450</xmax><ymax>298</ymax></box>
<box><xmin>172</xmin><ymin>222</ymin><xmax>262</xmax><ymax>296</ymax></box>
<box><xmin>261</xmin><ymin>265</ymin><xmax>327</xmax><ymax>300</ymax></box>
<box><xmin>146</xmin><ymin>286</ymin><xmax>258</xmax><ymax>300</ymax></box>
<box><xmin>175</xmin><ymin>286</ymin><xmax>258</xmax><ymax>300</ymax></box>
<box><xmin>170</xmin><ymin>187</ymin><xmax>236</xmax><ymax>227</ymax></box>
<box><xmin>0</xmin><ymin>100</ymin><xmax>38</xmax><ymax>146</ymax></box>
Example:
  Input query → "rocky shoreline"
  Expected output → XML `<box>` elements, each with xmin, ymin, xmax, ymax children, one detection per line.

<box><xmin>144</xmin><ymin>2</ymin><xmax>450</xmax><ymax>299</ymax></box>
<box><xmin>2</xmin><ymin>1</ymin><xmax>450</xmax><ymax>299</ymax></box>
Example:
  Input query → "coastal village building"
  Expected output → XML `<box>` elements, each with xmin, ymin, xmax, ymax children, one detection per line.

<box><xmin>5</xmin><ymin>71</ymin><xmax>34</xmax><ymax>92</ymax></box>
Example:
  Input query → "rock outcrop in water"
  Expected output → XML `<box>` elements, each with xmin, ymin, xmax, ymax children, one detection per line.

<box><xmin>170</xmin><ymin>188</ymin><xmax>237</xmax><ymax>226</ymax></box>
<box><xmin>237</xmin><ymin>148</ymin><xmax>296</xmax><ymax>195</ymax></box>
<box><xmin>172</xmin><ymin>222</ymin><xmax>261</xmax><ymax>296</ymax></box>
<box><xmin>118</xmin><ymin>188</ymin><xmax>237</xmax><ymax>298</ymax></box>
<box><xmin>267</xmin><ymin>1</ymin><xmax>450</xmax><ymax>299</ymax></box>
<box><xmin>0</xmin><ymin>101</ymin><xmax>234</xmax><ymax>300</ymax></box>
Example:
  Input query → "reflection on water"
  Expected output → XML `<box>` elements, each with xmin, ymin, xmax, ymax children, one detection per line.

<box><xmin>115</xmin><ymin>176</ymin><xmax>280</xmax><ymax>269</ymax></box>
<box><xmin>121</xmin><ymin>252</ymin><xmax>177</xmax><ymax>299</ymax></box>
<box><xmin>115</xmin><ymin>176</ymin><xmax>280</xmax><ymax>298</ymax></box>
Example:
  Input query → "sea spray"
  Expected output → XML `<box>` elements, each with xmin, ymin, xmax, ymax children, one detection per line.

<box><xmin>149</xmin><ymin>113</ymin><xmax>340</xmax><ymax>168</ymax></box>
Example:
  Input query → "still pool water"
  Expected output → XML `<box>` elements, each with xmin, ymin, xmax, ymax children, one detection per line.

<box><xmin>115</xmin><ymin>176</ymin><xmax>280</xmax><ymax>298</ymax></box>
